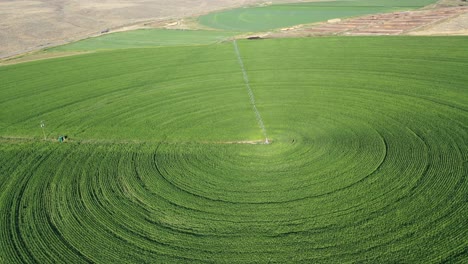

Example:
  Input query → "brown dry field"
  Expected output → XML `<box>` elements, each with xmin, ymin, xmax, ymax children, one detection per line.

<box><xmin>0</xmin><ymin>0</ymin><xmax>467</xmax><ymax>60</ymax></box>
<box><xmin>0</xmin><ymin>0</ymin><xmax>305</xmax><ymax>59</ymax></box>
<box><xmin>263</xmin><ymin>0</ymin><xmax>468</xmax><ymax>38</ymax></box>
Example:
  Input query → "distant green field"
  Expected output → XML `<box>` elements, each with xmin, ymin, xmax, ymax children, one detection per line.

<box><xmin>198</xmin><ymin>0</ymin><xmax>439</xmax><ymax>31</ymax></box>
<box><xmin>49</xmin><ymin>29</ymin><xmax>239</xmax><ymax>52</ymax></box>
<box><xmin>1</xmin><ymin>37</ymin><xmax>467</xmax><ymax>263</ymax></box>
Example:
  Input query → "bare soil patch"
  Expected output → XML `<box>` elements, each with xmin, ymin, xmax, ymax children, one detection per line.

<box><xmin>409</xmin><ymin>12</ymin><xmax>468</xmax><ymax>35</ymax></box>
<box><xmin>264</xmin><ymin>6</ymin><xmax>468</xmax><ymax>38</ymax></box>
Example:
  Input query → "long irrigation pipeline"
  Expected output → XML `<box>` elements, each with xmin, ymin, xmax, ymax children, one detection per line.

<box><xmin>233</xmin><ymin>40</ymin><xmax>269</xmax><ymax>144</ymax></box>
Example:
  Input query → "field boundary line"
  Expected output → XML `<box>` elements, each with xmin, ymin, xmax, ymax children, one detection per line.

<box><xmin>233</xmin><ymin>40</ymin><xmax>269</xmax><ymax>143</ymax></box>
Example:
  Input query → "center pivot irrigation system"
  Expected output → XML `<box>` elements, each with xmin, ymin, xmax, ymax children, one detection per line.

<box><xmin>233</xmin><ymin>40</ymin><xmax>270</xmax><ymax>144</ymax></box>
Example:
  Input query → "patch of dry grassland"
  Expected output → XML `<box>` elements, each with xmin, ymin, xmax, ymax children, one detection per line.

<box><xmin>0</xmin><ymin>0</ymin><xmax>300</xmax><ymax>59</ymax></box>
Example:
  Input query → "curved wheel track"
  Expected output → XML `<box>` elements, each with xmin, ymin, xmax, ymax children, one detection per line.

<box><xmin>0</xmin><ymin>37</ymin><xmax>467</xmax><ymax>263</ymax></box>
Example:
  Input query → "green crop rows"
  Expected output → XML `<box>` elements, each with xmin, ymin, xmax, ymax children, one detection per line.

<box><xmin>198</xmin><ymin>0</ymin><xmax>439</xmax><ymax>32</ymax></box>
<box><xmin>1</xmin><ymin>36</ymin><xmax>467</xmax><ymax>263</ymax></box>
<box><xmin>49</xmin><ymin>29</ymin><xmax>240</xmax><ymax>52</ymax></box>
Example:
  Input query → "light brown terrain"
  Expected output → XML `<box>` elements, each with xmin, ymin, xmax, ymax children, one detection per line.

<box><xmin>1</xmin><ymin>0</ymin><xmax>467</xmax><ymax>60</ymax></box>
<box><xmin>409</xmin><ymin>12</ymin><xmax>468</xmax><ymax>35</ymax></box>
<box><xmin>0</xmin><ymin>0</ymin><xmax>300</xmax><ymax>59</ymax></box>
<box><xmin>264</xmin><ymin>2</ymin><xmax>468</xmax><ymax>38</ymax></box>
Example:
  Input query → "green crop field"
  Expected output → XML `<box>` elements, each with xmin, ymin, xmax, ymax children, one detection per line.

<box><xmin>1</xmin><ymin>36</ymin><xmax>467</xmax><ymax>263</ymax></box>
<box><xmin>198</xmin><ymin>0</ymin><xmax>439</xmax><ymax>32</ymax></box>
<box><xmin>49</xmin><ymin>29</ymin><xmax>240</xmax><ymax>52</ymax></box>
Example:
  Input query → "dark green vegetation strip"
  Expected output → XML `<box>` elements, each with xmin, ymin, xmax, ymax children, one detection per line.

<box><xmin>48</xmin><ymin>29</ymin><xmax>240</xmax><ymax>52</ymax></box>
<box><xmin>0</xmin><ymin>37</ymin><xmax>467</xmax><ymax>263</ymax></box>
<box><xmin>198</xmin><ymin>0</ymin><xmax>439</xmax><ymax>32</ymax></box>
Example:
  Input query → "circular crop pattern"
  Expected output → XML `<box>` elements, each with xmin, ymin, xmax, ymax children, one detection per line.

<box><xmin>197</xmin><ymin>0</ymin><xmax>437</xmax><ymax>32</ymax></box>
<box><xmin>0</xmin><ymin>37</ymin><xmax>467</xmax><ymax>263</ymax></box>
